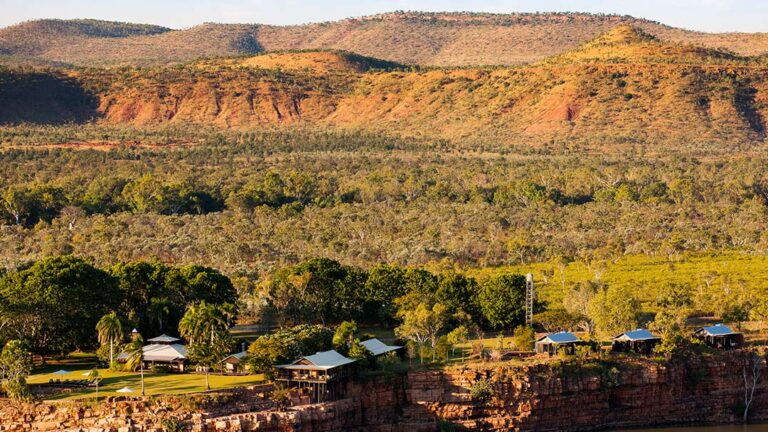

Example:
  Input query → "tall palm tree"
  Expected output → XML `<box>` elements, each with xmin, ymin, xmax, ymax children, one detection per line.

<box><xmin>96</xmin><ymin>312</ymin><xmax>124</xmax><ymax>367</ymax></box>
<box><xmin>179</xmin><ymin>302</ymin><xmax>234</xmax><ymax>390</ymax></box>
<box><xmin>124</xmin><ymin>333</ymin><xmax>146</xmax><ymax>396</ymax></box>
<box><xmin>179</xmin><ymin>302</ymin><xmax>232</xmax><ymax>345</ymax></box>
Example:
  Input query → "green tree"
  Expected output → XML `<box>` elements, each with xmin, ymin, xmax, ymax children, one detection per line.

<box><xmin>587</xmin><ymin>285</ymin><xmax>640</xmax><ymax>339</ymax></box>
<box><xmin>347</xmin><ymin>340</ymin><xmax>372</xmax><ymax>369</ymax></box>
<box><xmin>395</xmin><ymin>302</ymin><xmax>447</xmax><ymax>363</ymax></box>
<box><xmin>650</xmin><ymin>283</ymin><xmax>692</xmax><ymax>337</ymax></box>
<box><xmin>446</xmin><ymin>326</ymin><xmax>469</xmax><ymax>360</ymax></box>
<box><xmin>268</xmin><ymin>258</ymin><xmax>353</xmax><ymax>325</ymax></box>
<box><xmin>435</xmin><ymin>272</ymin><xmax>481</xmax><ymax>324</ymax></box>
<box><xmin>1</xmin><ymin>186</ymin><xmax>35</xmax><ymax>225</ymax></box>
<box><xmin>563</xmin><ymin>281</ymin><xmax>600</xmax><ymax>333</ymax></box>
<box><xmin>110</xmin><ymin>261</ymin><xmax>176</xmax><ymax>337</ymax></box>
<box><xmin>363</xmin><ymin>265</ymin><xmax>406</xmax><ymax>324</ymax></box>
<box><xmin>0</xmin><ymin>340</ymin><xmax>32</xmax><ymax>401</ymax></box>
<box><xmin>478</xmin><ymin>273</ymin><xmax>526</xmax><ymax>330</ymax></box>
<box><xmin>246</xmin><ymin>324</ymin><xmax>333</xmax><ymax>374</ymax></box>
<box><xmin>0</xmin><ymin>256</ymin><xmax>120</xmax><ymax>356</ymax></box>
<box><xmin>179</xmin><ymin>302</ymin><xmax>235</xmax><ymax>390</ymax></box>
<box><xmin>332</xmin><ymin>321</ymin><xmax>358</xmax><ymax>355</ymax></box>
<box><xmin>96</xmin><ymin>312</ymin><xmax>124</xmax><ymax>368</ymax></box>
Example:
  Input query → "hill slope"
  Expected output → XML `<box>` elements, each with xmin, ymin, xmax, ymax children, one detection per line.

<box><xmin>2</xmin><ymin>13</ymin><xmax>768</xmax><ymax>67</ymax></box>
<box><xmin>2</xmin><ymin>27</ymin><xmax>767</xmax><ymax>152</ymax></box>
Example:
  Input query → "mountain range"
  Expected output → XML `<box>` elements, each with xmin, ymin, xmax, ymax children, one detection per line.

<box><xmin>1</xmin><ymin>14</ymin><xmax>768</xmax><ymax>153</ymax></box>
<box><xmin>2</xmin><ymin>12</ymin><xmax>768</xmax><ymax>67</ymax></box>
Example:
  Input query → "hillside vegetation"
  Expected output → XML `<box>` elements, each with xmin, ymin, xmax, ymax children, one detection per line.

<box><xmin>2</xmin><ymin>27</ymin><xmax>767</xmax><ymax>152</ymax></box>
<box><xmin>3</xmin><ymin>12</ymin><xmax>768</xmax><ymax>67</ymax></box>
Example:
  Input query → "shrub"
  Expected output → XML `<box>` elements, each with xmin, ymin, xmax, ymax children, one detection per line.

<box><xmin>511</xmin><ymin>326</ymin><xmax>535</xmax><ymax>351</ymax></box>
<box><xmin>470</xmin><ymin>378</ymin><xmax>495</xmax><ymax>402</ymax></box>
<box><xmin>160</xmin><ymin>419</ymin><xmax>184</xmax><ymax>432</ymax></box>
<box><xmin>2</xmin><ymin>379</ymin><xmax>32</xmax><ymax>401</ymax></box>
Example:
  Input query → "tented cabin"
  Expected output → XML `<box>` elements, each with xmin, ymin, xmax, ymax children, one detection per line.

<box><xmin>612</xmin><ymin>329</ymin><xmax>661</xmax><ymax>354</ymax></box>
<box><xmin>360</xmin><ymin>338</ymin><xmax>402</xmax><ymax>357</ymax></box>
<box><xmin>694</xmin><ymin>324</ymin><xmax>744</xmax><ymax>350</ymax></box>
<box><xmin>535</xmin><ymin>332</ymin><xmax>583</xmax><ymax>355</ymax></box>
<box><xmin>275</xmin><ymin>350</ymin><xmax>357</xmax><ymax>403</ymax></box>
<box><xmin>117</xmin><ymin>334</ymin><xmax>188</xmax><ymax>372</ymax></box>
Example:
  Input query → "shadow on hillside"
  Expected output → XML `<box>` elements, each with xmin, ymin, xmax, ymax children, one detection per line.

<box><xmin>0</xmin><ymin>70</ymin><xmax>99</xmax><ymax>124</ymax></box>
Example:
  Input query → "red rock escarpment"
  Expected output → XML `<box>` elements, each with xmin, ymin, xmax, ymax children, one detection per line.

<box><xmin>0</xmin><ymin>351</ymin><xmax>765</xmax><ymax>431</ymax></box>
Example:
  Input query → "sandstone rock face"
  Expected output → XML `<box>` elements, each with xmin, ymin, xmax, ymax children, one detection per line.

<box><xmin>1</xmin><ymin>352</ymin><xmax>765</xmax><ymax>431</ymax></box>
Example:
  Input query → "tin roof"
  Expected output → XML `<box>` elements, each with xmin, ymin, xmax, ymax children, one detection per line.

<box><xmin>277</xmin><ymin>350</ymin><xmax>356</xmax><ymax>371</ymax></box>
<box><xmin>537</xmin><ymin>331</ymin><xmax>580</xmax><ymax>344</ymax></box>
<box><xmin>146</xmin><ymin>334</ymin><xmax>181</xmax><ymax>343</ymax></box>
<box><xmin>614</xmin><ymin>329</ymin><xmax>661</xmax><ymax>342</ymax></box>
<box><xmin>143</xmin><ymin>343</ymin><xmax>187</xmax><ymax>362</ymax></box>
<box><xmin>117</xmin><ymin>343</ymin><xmax>187</xmax><ymax>363</ymax></box>
<box><xmin>360</xmin><ymin>338</ymin><xmax>402</xmax><ymax>356</ymax></box>
<box><xmin>220</xmin><ymin>351</ymin><xmax>247</xmax><ymax>363</ymax></box>
<box><xmin>698</xmin><ymin>324</ymin><xmax>739</xmax><ymax>336</ymax></box>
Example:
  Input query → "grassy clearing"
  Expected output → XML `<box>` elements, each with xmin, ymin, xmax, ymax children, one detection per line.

<box><xmin>469</xmin><ymin>251</ymin><xmax>768</xmax><ymax>310</ymax></box>
<box><xmin>28</xmin><ymin>354</ymin><xmax>265</xmax><ymax>401</ymax></box>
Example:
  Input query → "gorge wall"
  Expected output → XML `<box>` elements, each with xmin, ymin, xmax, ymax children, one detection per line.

<box><xmin>1</xmin><ymin>351</ymin><xmax>765</xmax><ymax>431</ymax></box>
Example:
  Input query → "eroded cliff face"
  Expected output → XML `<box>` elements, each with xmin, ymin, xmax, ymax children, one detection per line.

<box><xmin>1</xmin><ymin>351</ymin><xmax>765</xmax><ymax>431</ymax></box>
<box><xmin>400</xmin><ymin>352</ymin><xmax>768</xmax><ymax>431</ymax></box>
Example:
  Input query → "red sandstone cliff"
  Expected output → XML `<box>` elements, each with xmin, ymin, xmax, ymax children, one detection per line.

<box><xmin>0</xmin><ymin>351</ymin><xmax>764</xmax><ymax>431</ymax></box>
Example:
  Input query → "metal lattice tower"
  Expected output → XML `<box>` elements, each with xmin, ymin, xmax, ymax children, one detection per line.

<box><xmin>525</xmin><ymin>273</ymin><xmax>535</xmax><ymax>326</ymax></box>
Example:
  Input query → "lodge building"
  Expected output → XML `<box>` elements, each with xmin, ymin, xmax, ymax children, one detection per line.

<box><xmin>275</xmin><ymin>350</ymin><xmax>357</xmax><ymax>403</ymax></box>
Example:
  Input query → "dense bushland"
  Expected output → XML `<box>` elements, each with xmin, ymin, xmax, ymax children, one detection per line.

<box><xmin>0</xmin><ymin>257</ymin><xmax>235</xmax><ymax>355</ymax></box>
<box><xmin>1</xmin><ymin>129</ymin><xmax>767</xmax><ymax>270</ymax></box>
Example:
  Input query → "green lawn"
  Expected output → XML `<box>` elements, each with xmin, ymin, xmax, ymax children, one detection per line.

<box><xmin>28</xmin><ymin>354</ymin><xmax>265</xmax><ymax>401</ymax></box>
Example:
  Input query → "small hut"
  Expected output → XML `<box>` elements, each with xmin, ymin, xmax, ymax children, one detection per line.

<box><xmin>694</xmin><ymin>324</ymin><xmax>744</xmax><ymax>349</ymax></box>
<box><xmin>612</xmin><ymin>329</ymin><xmax>661</xmax><ymax>354</ymax></box>
<box><xmin>535</xmin><ymin>332</ymin><xmax>583</xmax><ymax>355</ymax></box>
<box><xmin>275</xmin><ymin>350</ymin><xmax>357</xmax><ymax>403</ymax></box>
<box><xmin>220</xmin><ymin>351</ymin><xmax>247</xmax><ymax>374</ymax></box>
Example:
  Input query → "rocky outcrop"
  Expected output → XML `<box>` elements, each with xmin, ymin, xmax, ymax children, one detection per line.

<box><xmin>1</xmin><ymin>351</ymin><xmax>765</xmax><ymax>431</ymax></box>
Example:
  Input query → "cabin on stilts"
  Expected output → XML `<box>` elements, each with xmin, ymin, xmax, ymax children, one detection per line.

<box><xmin>612</xmin><ymin>329</ymin><xmax>661</xmax><ymax>354</ymax></box>
<box><xmin>275</xmin><ymin>350</ymin><xmax>357</xmax><ymax>403</ymax></box>
<box><xmin>693</xmin><ymin>324</ymin><xmax>744</xmax><ymax>350</ymax></box>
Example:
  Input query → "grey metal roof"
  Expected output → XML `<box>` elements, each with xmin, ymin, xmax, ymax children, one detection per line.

<box><xmin>698</xmin><ymin>324</ymin><xmax>739</xmax><ymax>336</ymax></box>
<box><xmin>146</xmin><ymin>334</ymin><xmax>181</xmax><ymax>343</ymax></box>
<box><xmin>277</xmin><ymin>350</ymin><xmax>356</xmax><ymax>371</ymax></box>
<box><xmin>220</xmin><ymin>351</ymin><xmax>247</xmax><ymax>363</ymax></box>
<box><xmin>360</xmin><ymin>338</ymin><xmax>402</xmax><ymax>356</ymax></box>
<box><xmin>117</xmin><ymin>343</ymin><xmax>188</xmax><ymax>363</ymax></box>
<box><xmin>614</xmin><ymin>329</ymin><xmax>661</xmax><ymax>342</ymax></box>
<box><xmin>143</xmin><ymin>343</ymin><xmax>187</xmax><ymax>362</ymax></box>
<box><xmin>537</xmin><ymin>331</ymin><xmax>580</xmax><ymax>344</ymax></box>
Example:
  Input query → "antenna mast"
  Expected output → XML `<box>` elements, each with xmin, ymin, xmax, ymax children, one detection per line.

<box><xmin>525</xmin><ymin>273</ymin><xmax>535</xmax><ymax>326</ymax></box>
